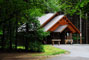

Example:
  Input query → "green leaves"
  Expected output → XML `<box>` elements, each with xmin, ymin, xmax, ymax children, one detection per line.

<box><xmin>37</xmin><ymin>29</ymin><xmax>50</xmax><ymax>40</ymax></box>
<box><xmin>29</xmin><ymin>9</ymin><xmax>43</xmax><ymax>17</ymax></box>
<box><xmin>57</xmin><ymin>0</ymin><xmax>89</xmax><ymax>17</ymax></box>
<box><xmin>45</xmin><ymin>0</ymin><xmax>61</xmax><ymax>12</ymax></box>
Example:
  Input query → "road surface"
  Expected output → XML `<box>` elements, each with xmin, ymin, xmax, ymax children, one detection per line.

<box><xmin>45</xmin><ymin>44</ymin><xmax>89</xmax><ymax>60</ymax></box>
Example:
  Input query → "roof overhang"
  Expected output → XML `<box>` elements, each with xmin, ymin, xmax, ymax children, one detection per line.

<box><xmin>54</xmin><ymin>25</ymin><xmax>68</xmax><ymax>33</ymax></box>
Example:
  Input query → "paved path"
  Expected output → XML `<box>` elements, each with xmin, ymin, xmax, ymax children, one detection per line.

<box><xmin>45</xmin><ymin>44</ymin><xmax>89</xmax><ymax>60</ymax></box>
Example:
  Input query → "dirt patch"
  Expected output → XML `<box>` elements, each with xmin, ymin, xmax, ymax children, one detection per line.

<box><xmin>0</xmin><ymin>51</ymin><xmax>69</xmax><ymax>60</ymax></box>
<box><xmin>0</xmin><ymin>53</ymin><xmax>41</xmax><ymax>60</ymax></box>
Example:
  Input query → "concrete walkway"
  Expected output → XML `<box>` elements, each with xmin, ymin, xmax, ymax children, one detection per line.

<box><xmin>45</xmin><ymin>44</ymin><xmax>89</xmax><ymax>60</ymax></box>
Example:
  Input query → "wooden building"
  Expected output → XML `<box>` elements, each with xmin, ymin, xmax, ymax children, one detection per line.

<box><xmin>38</xmin><ymin>12</ymin><xmax>80</xmax><ymax>44</ymax></box>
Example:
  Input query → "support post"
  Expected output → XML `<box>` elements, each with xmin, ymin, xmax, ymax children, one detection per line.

<box><xmin>77</xmin><ymin>34</ymin><xmax>79</xmax><ymax>44</ymax></box>
<box><xmin>70</xmin><ymin>33</ymin><xmax>72</xmax><ymax>39</ymax></box>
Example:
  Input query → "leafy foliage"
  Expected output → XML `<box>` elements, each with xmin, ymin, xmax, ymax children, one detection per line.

<box><xmin>0</xmin><ymin>0</ymin><xmax>89</xmax><ymax>51</ymax></box>
<box><xmin>0</xmin><ymin>0</ymin><xmax>57</xmax><ymax>52</ymax></box>
<box><xmin>55</xmin><ymin>0</ymin><xmax>89</xmax><ymax>16</ymax></box>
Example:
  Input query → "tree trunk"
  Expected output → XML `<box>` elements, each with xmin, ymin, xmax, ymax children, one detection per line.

<box><xmin>9</xmin><ymin>21</ymin><xmax>12</xmax><ymax>50</ymax></box>
<box><xmin>80</xmin><ymin>9</ymin><xmax>82</xmax><ymax>44</ymax></box>
<box><xmin>25</xmin><ymin>23</ymin><xmax>29</xmax><ymax>51</ymax></box>
<box><xmin>15</xmin><ymin>19</ymin><xmax>18</xmax><ymax>50</ymax></box>
<box><xmin>86</xmin><ymin>13</ymin><xmax>88</xmax><ymax>44</ymax></box>
<box><xmin>1</xmin><ymin>24</ymin><xmax>5</xmax><ymax>50</ymax></box>
<box><xmin>76</xmin><ymin>15</ymin><xmax>79</xmax><ymax>44</ymax></box>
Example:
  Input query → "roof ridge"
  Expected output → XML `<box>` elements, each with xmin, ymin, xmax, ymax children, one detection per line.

<box><xmin>41</xmin><ymin>12</ymin><xmax>59</xmax><ymax>27</ymax></box>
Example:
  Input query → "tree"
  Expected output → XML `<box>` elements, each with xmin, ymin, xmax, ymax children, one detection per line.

<box><xmin>56</xmin><ymin>0</ymin><xmax>89</xmax><ymax>44</ymax></box>
<box><xmin>0</xmin><ymin>0</ymin><xmax>60</xmax><ymax>51</ymax></box>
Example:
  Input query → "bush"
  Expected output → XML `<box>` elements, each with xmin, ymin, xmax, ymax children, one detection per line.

<box><xmin>29</xmin><ymin>41</ymin><xmax>44</xmax><ymax>52</ymax></box>
<box><xmin>26</xmin><ymin>29</ymin><xmax>49</xmax><ymax>52</ymax></box>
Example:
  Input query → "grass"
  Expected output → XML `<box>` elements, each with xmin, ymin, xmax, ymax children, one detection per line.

<box><xmin>0</xmin><ymin>45</ymin><xmax>67</xmax><ymax>56</ymax></box>
<box><xmin>17</xmin><ymin>46</ymin><xmax>25</xmax><ymax>49</ymax></box>
<box><xmin>16</xmin><ymin>45</ymin><xmax>67</xmax><ymax>56</ymax></box>
<box><xmin>32</xmin><ymin>45</ymin><xmax>67</xmax><ymax>56</ymax></box>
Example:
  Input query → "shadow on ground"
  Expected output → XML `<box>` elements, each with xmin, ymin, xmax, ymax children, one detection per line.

<box><xmin>0</xmin><ymin>52</ymin><xmax>43</xmax><ymax>60</ymax></box>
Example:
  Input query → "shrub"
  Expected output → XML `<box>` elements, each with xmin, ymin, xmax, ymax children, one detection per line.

<box><xmin>29</xmin><ymin>41</ymin><xmax>44</xmax><ymax>52</ymax></box>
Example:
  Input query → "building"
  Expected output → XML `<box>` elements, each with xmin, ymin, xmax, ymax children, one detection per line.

<box><xmin>38</xmin><ymin>12</ymin><xmax>80</xmax><ymax>44</ymax></box>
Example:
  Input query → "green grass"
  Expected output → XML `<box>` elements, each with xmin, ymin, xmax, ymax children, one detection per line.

<box><xmin>0</xmin><ymin>45</ymin><xmax>67</xmax><ymax>56</ymax></box>
<box><xmin>16</xmin><ymin>45</ymin><xmax>67</xmax><ymax>56</ymax></box>
<box><xmin>17</xmin><ymin>46</ymin><xmax>25</xmax><ymax>49</ymax></box>
<box><xmin>32</xmin><ymin>45</ymin><xmax>67</xmax><ymax>56</ymax></box>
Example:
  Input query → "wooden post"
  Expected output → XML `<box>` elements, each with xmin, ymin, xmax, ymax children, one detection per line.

<box><xmin>80</xmin><ymin>33</ymin><xmax>82</xmax><ymax>44</ymax></box>
<box><xmin>70</xmin><ymin>33</ymin><xmax>72</xmax><ymax>39</ymax></box>
<box><xmin>52</xmin><ymin>41</ymin><xmax>54</xmax><ymax>45</ymax></box>
<box><xmin>70</xmin><ymin>33</ymin><xmax>73</xmax><ymax>44</ymax></box>
<box><xmin>77</xmin><ymin>34</ymin><xmax>79</xmax><ymax>44</ymax></box>
<box><xmin>58</xmin><ymin>41</ymin><xmax>60</xmax><ymax>45</ymax></box>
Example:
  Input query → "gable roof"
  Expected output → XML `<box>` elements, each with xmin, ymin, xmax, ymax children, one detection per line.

<box><xmin>38</xmin><ymin>14</ymin><xmax>64</xmax><ymax>31</ymax></box>
<box><xmin>38</xmin><ymin>12</ymin><xmax>80</xmax><ymax>34</ymax></box>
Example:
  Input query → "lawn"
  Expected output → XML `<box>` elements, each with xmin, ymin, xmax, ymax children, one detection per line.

<box><xmin>17</xmin><ymin>45</ymin><xmax>67</xmax><ymax>56</ymax></box>
<box><xmin>32</xmin><ymin>45</ymin><xmax>67</xmax><ymax>56</ymax></box>
<box><xmin>0</xmin><ymin>45</ymin><xmax>67</xmax><ymax>56</ymax></box>
<box><xmin>0</xmin><ymin>45</ymin><xmax>67</xmax><ymax>60</ymax></box>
